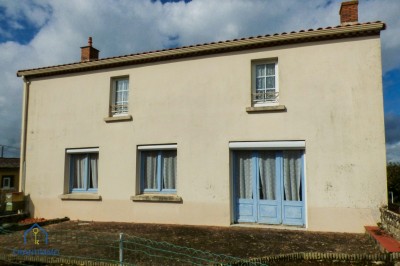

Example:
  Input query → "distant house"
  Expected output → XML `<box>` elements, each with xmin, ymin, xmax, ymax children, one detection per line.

<box><xmin>16</xmin><ymin>0</ymin><xmax>387</xmax><ymax>233</ymax></box>
<box><xmin>0</xmin><ymin>158</ymin><xmax>20</xmax><ymax>191</ymax></box>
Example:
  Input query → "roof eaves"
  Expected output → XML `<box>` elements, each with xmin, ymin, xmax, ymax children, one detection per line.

<box><xmin>17</xmin><ymin>22</ymin><xmax>385</xmax><ymax>78</ymax></box>
<box><xmin>0</xmin><ymin>158</ymin><xmax>20</xmax><ymax>168</ymax></box>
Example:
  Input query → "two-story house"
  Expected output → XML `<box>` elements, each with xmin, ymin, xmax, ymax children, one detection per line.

<box><xmin>16</xmin><ymin>0</ymin><xmax>387</xmax><ymax>233</ymax></box>
<box><xmin>0</xmin><ymin>157</ymin><xmax>20</xmax><ymax>212</ymax></box>
<box><xmin>0</xmin><ymin>158</ymin><xmax>19</xmax><ymax>192</ymax></box>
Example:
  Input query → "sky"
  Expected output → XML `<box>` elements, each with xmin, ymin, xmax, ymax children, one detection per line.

<box><xmin>0</xmin><ymin>0</ymin><xmax>399</xmax><ymax>161</ymax></box>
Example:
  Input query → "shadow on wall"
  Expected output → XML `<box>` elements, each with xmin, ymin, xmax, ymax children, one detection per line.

<box><xmin>25</xmin><ymin>194</ymin><xmax>35</xmax><ymax>218</ymax></box>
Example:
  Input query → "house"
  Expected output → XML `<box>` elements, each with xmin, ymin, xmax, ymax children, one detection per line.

<box><xmin>0</xmin><ymin>157</ymin><xmax>20</xmax><ymax>212</ymax></box>
<box><xmin>16</xmin><ymin>0</ymin><xmax>387</xmax><ymax>233</ymax></box>
<box><xmin>0</xmin><ymin>158</ymin><xmax>20</xmax><ymax>192</ymax></box>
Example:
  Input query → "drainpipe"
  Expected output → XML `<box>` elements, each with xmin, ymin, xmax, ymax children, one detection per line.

<box><xmin>19</xmin><ymin>76</ymin><xmax>30</xmax><ymax>193</ymax></box>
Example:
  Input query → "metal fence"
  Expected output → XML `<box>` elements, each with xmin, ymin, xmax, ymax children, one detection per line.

<box><xmin>0</xmin><ymin>226</ymin><xmax>267</xmax><ymax>265</ymax></box>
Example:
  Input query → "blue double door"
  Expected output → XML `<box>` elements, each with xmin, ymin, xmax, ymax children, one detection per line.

<box><xmin>233</xmin><ymin>150</ymin><xmax>305</xmax><ymax>226</ymax></box>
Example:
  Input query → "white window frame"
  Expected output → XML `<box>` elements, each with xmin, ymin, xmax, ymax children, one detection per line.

<box><xmin>110</xmin><ymin>77</ymin><xmax>129</xmax><ymax>117</ymax></box>
<box><xmin>67</xmin><ymin>148</ymin><xmax>99</xmax><ymax>193</ymax></box>
<box><xmin>251</xmin><ymin>60</ymin><xmax>279</xmax><ymax>107</ymax></box>
<box><xmin>2</xmin><ymin>176</ymin><xmax>13</xmax><ymax>189</ymax></box>
<box><xmin>138</xmin><ymin>144</ymin><xmax>177</xmax><ymax>194</ymax></box>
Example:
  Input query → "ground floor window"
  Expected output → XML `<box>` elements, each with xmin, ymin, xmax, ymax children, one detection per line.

<box><xmin>67</xmin><ymin>148</ymin><xmax>99</xmax><ymax>193</ymax></box>
<box><xmin>138</xmin><ymin>145</ymin><xmax>177</xmax><ymax>193</ymax></box>
<box><xmin>231</xmin><ymin>142</ymin><xmax>305</xmax><ymax>226</ymax></box>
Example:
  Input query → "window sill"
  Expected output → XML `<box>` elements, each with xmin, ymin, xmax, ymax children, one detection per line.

<box><xmin>59</xmin><ymin>194</ymin><xmax>102</xmax><ymax>201</ymax></box>
<box><xmin>104</xmin><ymin>115</ymin><xmax>132</xmax><ymax>123</ymax></box>
<box><xmin>130</xmin><ymin>194</ymin><xmax>183</xmax><ymax>203</ymax></box>
<box><xmin>246</xmin><ymin>105</ymin><xmax>286</xmax><ymax>113</ymax></box>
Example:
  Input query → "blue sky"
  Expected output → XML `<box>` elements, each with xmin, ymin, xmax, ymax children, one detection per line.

<box><xmin>0</xmin><ymin>0</ymin><xmax>399</xmax><ymax>161</ymax></box>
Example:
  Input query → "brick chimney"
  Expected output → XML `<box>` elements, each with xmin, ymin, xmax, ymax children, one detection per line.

<box><xmin>339</xmin><ymin>0</ymin><xmax>358</xmax><ymax>25</ymax></box>
<box><xmin>80</xmin><ymin>37</ymin><xmax>99</xmax><ymax>62</ymax></box>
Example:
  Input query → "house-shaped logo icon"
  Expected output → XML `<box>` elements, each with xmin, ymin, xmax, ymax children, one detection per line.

<box><xmin>23</xmin><ymin>223</ymin><xmax>48</xmax><ymax>245</ymax></box>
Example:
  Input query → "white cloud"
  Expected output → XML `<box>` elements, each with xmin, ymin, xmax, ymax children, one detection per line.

<box><xmin>157</xmin><ymin>0</ymin><xmax>338</xmax><ymax>49</ymax></box>
<box><xmin>361</xmin><ymin>0</ymin><xmax>400</xmax><ymax>72</ymax></box>
<box><xmin>0</xmin><ymin>27</ymin><xmax>12</xmax><ymax>39</ymax></box>
<box><xmin>0</xmin><ymin>0</ymin><xmax>52</xmax><ymax>28</ymax></box>
<box><xmin>387</xmin><ymin>142</ymin><xmax>400</xmax><ymax>163</ymax></box>
<box><xmin>0</xmin><ymin>41</ymin><xmax>27</xmax><ymax>155</ymax></box>
<box><xmin>8</xmin><ymin>20</ymin><xmax>24</xmax><ymax>30</ymax></box>
<box><xmin>0</xmin><ymin>0</ymin><xmax>399</xmax><ymax>159</ymax></box>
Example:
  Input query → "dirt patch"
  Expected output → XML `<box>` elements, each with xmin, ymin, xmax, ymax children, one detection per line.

<box><xmin>0</xmin><ymin>220</ymin><xmax>383</xmax><ymax>265</ymax></box>
<box><xmin>47</xmin><ymin>221</ymin><xmax>379</xmax><ymax>257</ymax></box>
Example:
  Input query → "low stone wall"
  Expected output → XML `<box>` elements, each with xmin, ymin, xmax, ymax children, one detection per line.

<box><xmin>0</xmin><ymin>254</ymin><xmax>119</xmax><ymax>266</ymax></box>
<box><xmin>381</xmin><ymin>206</ymin><xmax>400</xmax><ymax>242</ymax></box>
<box><xmin>233</xmin><ymin>252</ymin><xmax>400</xmax><ymax>265</ymax></box>
<box><xmin>0</xmin><ymin>213</ymin><xmax>28</xmax><ymax>224</ymax></box>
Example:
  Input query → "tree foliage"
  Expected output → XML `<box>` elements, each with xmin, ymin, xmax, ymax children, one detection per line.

<box><xmin>387</xmin><ymin>162</ymin><xmax>400</xmax><ymax>203</ymax></box>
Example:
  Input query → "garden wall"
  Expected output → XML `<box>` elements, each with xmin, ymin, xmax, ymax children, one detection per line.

<box><xmin>380</xmin><ymin>207</ymin><xmax>400</xmax><ymax>241</ymax></box>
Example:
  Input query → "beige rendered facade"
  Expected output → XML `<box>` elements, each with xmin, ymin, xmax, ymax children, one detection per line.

<box><xmin>17</xmin><ymin>21</ymin><xmax>387</xmax><ymax>233</ymax></box>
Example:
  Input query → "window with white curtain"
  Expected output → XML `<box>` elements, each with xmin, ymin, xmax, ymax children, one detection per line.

<box><xmin>234</xmin><ymin>149</ymin><xmax>303</xmax><ymax>202</ymax></box>
<box><xmin>110</xmin><ymin>77</ymin><xmax>129</xmax><ymax>116</ymax></box>
<box><xmin>252</xmin><ymin>61</ymin><xmax>279</xmax><ymax>106</ymax></box>
<box><xmin>282</xmin><ymin>150</ymin><xmax>302</xmax><ymax>201</ymax></box>
<box><xmin>139</xmin><ymin>146</ymin><xmax>177</xmax><ymax>193</ymax></box>
<box><xmin>67</xmin><ymin>149</ymin><xmax>99</xmax><ymax>193</ymax></box>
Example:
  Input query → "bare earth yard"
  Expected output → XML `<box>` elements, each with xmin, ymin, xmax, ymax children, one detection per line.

<box><xmin>44</xmin><ymin>221</ymin><xmax>380</xmax><ymax>256</ymax></box>
<box><xmin>0</xmin><ymin>220</ymin><xmax>382</xmax><ymax>265</ymax></box>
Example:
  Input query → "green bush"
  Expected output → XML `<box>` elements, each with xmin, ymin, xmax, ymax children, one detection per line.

<box><xmin>387</xmin><ymin>162</ymin><xmax>400</xmax><ymax>203</ymax></box>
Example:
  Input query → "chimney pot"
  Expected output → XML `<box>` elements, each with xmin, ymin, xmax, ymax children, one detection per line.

<box><xmin>81</xmin><ymin>37</ymin><xmax>99</xmax><ymax>62</ymax></box>
<box><xmin>339</xmin><ymin>0</ymin><xmax>359</xmax><ymax>25</ymax></box>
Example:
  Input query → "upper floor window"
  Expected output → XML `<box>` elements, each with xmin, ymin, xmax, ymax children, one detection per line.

<box><xmin>67</xmin><ymin>148</ymin><xmax>99</xmax><ymax>193</ymax></box>
<box><xmin>1</xmin><ymin>175</ymin><xmax>14</xmax><ymax>189</ymax></box>
<box><xmin>138</xmin><ymin>145</ymin><xmax>177</xmax><ymax>194</ymax></box>
<box><xmin>111</xmin><ymin>77</ymin><xmax>129</xmax><ymax>116</ymax></box>
<box><xmin>252</xmin><ymin>61</ymin><xmax>279</xmax><ymax>106</ymax></box>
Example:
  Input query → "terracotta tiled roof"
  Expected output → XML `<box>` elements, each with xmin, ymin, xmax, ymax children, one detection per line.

<box><xmin>0</xmin><ymin>158</ymin><xmax>20</xmax><ymax>168</ymax></box>
<box><xmin>17</xmin><ymin>21</ymin><xmax>385</xmax><ymax>78</ymax></box>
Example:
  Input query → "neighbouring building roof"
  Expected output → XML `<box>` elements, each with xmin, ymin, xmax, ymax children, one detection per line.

<box><xmin>17</xmin><ymin>21</ymin><xmax>385</xmax><ymax>79</ymax></box>
<box><xmin>0</xmin><ymin>158</ymin><xmax>20</xmax><ymax>168</ymax></box>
